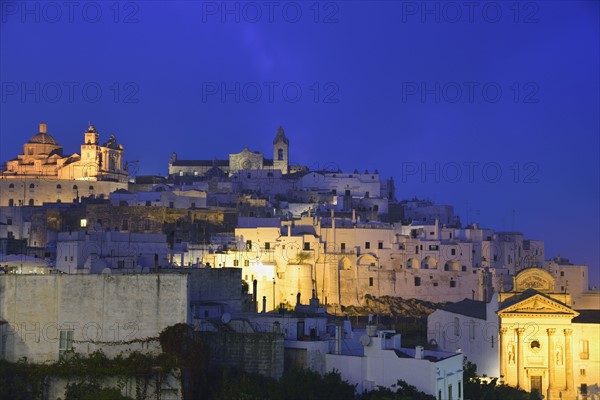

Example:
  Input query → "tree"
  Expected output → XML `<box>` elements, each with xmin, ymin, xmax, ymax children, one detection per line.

<box><xmin>463</xmin><ymin>361</ymin><xmax>542</xmax><ymax>400</ymax></box>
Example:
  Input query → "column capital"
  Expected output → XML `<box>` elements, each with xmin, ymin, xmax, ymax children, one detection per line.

<box><xmin>563</xmin><ymin>328</ymin><xmax>573</xmax><ymax>336</ymax></box>
<box><xmin>500</xmin><ymin>327</ymin><xmax>508</xmax><ymax>335</ymax></box>
<box><xmin>516</xmin><ymin>328</ymin><xmax>525</xmax><ymax>335</ymax></box>
<box><xmin>546</xmin><ymin>328</ymin><xmax>556</xmax><ymax>335</ymax></box>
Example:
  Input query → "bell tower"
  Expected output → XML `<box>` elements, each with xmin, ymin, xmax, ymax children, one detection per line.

<box><xmin>273</xmin><ymin>126</ymin><xmax>289</xmax><ymax>174</ymax></box>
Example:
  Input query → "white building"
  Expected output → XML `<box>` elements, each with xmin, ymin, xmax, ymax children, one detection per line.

<box><xmin>428</xmin><ymin>294</ymin><xmax>500</xmax><ymax>378</ymax></box>
<box><xmin>326</xmin><ymin>329</ymin><xmax>464</xmax><ymax>398</ymax></box>
<box><xmin>55</xmin><ymin>230</ymin><xmax>169</xmax><ymax>273</ymax></box>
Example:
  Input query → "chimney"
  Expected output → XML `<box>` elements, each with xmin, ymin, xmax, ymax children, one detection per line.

<box><xmin>296</xmin><ymin>292</ymin><xmax>301</xmax><ymax>305</ymax></box>
<box><xmin>415</xmin><ymin>345</ymin><xmax>424</xmax><ymax>359</ymax></box>
<box><xmin>253</xmin><ymin>279</ymin><xmax>258</xmax><ymax>311</ymax></box>
<box><xmin>335</xmin><ymin>325</ymin><xmax>343</xmax><ymax>354</ymax></box>
<box><xmin>331</xmin><ymin>209</ymin><xmax>335</xmax><ymax>229</ymax></box>
<box><xmin>39</xmin><ymin>122</ymin><xmax>47</xmax><ymax>134</ymax></box>
<box><xmin>287</xmin><ymin>224</ymin><xmax>291</xmax><ymax>237</ymax></box>
<box><xmin>262</xmin><ymin>296</ymin><xmax>267</xmax><ymax>313</ymax></box>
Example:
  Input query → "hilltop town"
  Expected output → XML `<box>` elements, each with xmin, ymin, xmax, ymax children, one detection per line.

<box><xmin>1</xmin><ymin>123</ymin><xmax>598</xmax><ymax>400</ymax></box>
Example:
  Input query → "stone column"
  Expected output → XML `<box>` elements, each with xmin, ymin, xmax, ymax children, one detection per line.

<box><xmin>516</xmin><ymin>328</ymin><xmax>526</xmax><ymax>389</ymax></box>
<box><xmin>499</xmin><ymin>327</ymin><xmax>508</xmax><ymax>381</ymax></box>
<box><xmin>564</xmin><ymin>328</ymin><xmax>573</xmax><ymax>392</ymax></box>
<box><xmin>547</xmin><ymin>328</ymin><xmax>556</xmax><ymax>399</ymax></box>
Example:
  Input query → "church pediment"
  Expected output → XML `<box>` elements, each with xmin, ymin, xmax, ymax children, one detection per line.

<box><xmin>513</xmin><ymin>267</ymin><xmax>555</xmax><ymax>292</ymax></box>
<box><xmin>498</xmin><ymin>294</ymin><xmax>579</xmax><ymax>318</ymax></box>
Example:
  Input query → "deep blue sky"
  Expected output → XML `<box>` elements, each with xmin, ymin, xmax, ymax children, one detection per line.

<box><xmin>1</xmin><ymin>1</ymin><xmax>598</xmax><ymax>285</ymax></box>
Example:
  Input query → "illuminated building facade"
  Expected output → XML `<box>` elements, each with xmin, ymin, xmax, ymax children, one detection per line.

<box><xmin>497</xmin><ymin>267</ymin><xmax>599</xmax><ymax>399</ymax></box>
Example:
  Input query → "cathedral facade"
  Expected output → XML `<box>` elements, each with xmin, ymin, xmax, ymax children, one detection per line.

<box><xmin>168</xmin><ymin>126</ymin><xmax>299</xmax><ymax>179</ymax></box>
<box><xmin>0</xmin><ymin>123</ymin><xmax>128</xmax><ymax>206</ymax></box>
<box><xmin>497</xmin><ymin>268</ymin><xmax>599</xmax><ymax>399</ymax></box>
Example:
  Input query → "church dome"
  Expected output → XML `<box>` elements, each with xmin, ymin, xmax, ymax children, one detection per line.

<box><xmin>28</xmin><ymin>123</ymin><xmax>58</xmax><ymax>145</ymax></box>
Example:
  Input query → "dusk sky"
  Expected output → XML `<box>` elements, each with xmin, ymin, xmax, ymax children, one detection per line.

<box><xmin>1</xmin><ymin>1</ymin><xmax>598</xmax><ymax>285</ymax></box>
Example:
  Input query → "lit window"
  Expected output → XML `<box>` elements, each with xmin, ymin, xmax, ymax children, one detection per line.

<box><xmin>581</xmin><ymin>340</ymin><xmax>589</xmax><ymax>359</ymax></box>
<box><xmin>80</xmin><ymin>219</ymin><xmax>87</xmax><ymax>228</ymax></box>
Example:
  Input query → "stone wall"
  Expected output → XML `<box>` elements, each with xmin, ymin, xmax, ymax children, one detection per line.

<box><xmin>197</xmin><ymin>331</ymin><xmax>284</xmax><ymax>379</ymax></box>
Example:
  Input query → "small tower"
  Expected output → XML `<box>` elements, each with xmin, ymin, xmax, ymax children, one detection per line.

<box><xmin>273</xmin><ymin>126</ymin><xmax>289</xmax><ymax>174</ymax></box>
<box><xmin>84</xmin><ymin>124</ymin><xmax>99</xmax><ymax>145</ymax></box>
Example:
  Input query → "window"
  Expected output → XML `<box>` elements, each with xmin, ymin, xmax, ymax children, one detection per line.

<box><xmin>581</xmin><ymin>340</ymin><xmax>589</xmax><ymax>359</ymax></box>
<box><xmin>415</xmin><ymin>246</ymin><xmax>419</xmax><ymax>254</ymax></box>
<box><xmin>462</xmin><ymin>265</ymin><xmax>467</xmax><ymax>271</ymax></box>
<box><xmin>8</xmin><ymin>199</ymin><xmax>14</xmax><ymax>207</ymax></box>
<box><xmin>169</xmin><ymin>201</ymin><xmax>174</xmax><ymax>208</ymax></box>
<box><xmin>278</xmin><ymin>148</ymin><xmax>284</xmax><ymax>160</ymax></box>
<box><xmin>469</xmin><ymin>321</ymin><xmax>475</xmax><ymax>341</ymax></box>
<box><xmin>458</xmin><ymin>381</ymin><xmax>462</xmax><ymax>398</ymax></box>
<box><xmin>59</xmin><ymin>330</ymin><xmax>74</xmax><ymax>358</ymax></box>
<box><xmin>430</xmin><ymin>231</ymin><xmax>434</xmax><ymax>236</ymax></box>
<box><xmin>264</xmin><ymin>242</ymin><xmax>270</xmax><ymax>250</ymax></box>
<box><xmin>580</xmin><ymin>369</ymin><xmax>586</xmax><ymax>376</ymax></box>
<box><xmin>144</xmin><ymin>219</ymin><xmax>151</xmax><ymax>230</ymax></box>
<box><xmin>429</xmin><ymin>245</ymin><xmax>439</xmax><ymax>250</ymax></box>
<box><xmin>28</xmin><ymin>199</ymin><xmax>34</xmax><ymax>206</ymax></box>
<box><xmin>493</xmin><ymin>255</ymin><xmax>498</xmax><ymax>262</ymax></box>
<box><xmin>365</xmin><ymin>242</ymin><xmax>370</xmax><ymax>249</ymax></box>
<box><xmin>450</xmin><ymin>280</ymin><xmax>456</xmax><ymax>288</ymax></box>
<box><xmin>146</xmin><ymin>201</ymin><xmax>151</xmax><ymax>206</ymax></box>
<box><xmin>29</xmin><ymin>183</ymin><xmax>35</xmax><ymax>191</ymax></box>
<box><xmin>341</xmin><ymin>243</ymin><xmax>346</xmax><ymax>252</ymax></box>
<box><xmin>6</xmin><ymin>218</ymin><xmax>12</xmax><ymax>225</ymax></box>
<box><xmin>451</xmin><ymin>248</ymin><xmax>456</xmax><ymax>256</ymax></box>
<box><xmin>72</xmin><ymin>185</ymin><xmax>78</xmax><ymax>192</ymax></box>
<box><xmin>581</xmin><ymin>384</ymin><xmax>588</xmax><ymax>395</ymax></box>
<box><xmin>454</xmin><ymin>317</ymin><xmax>460</xmax><ymax>336</ymax></box>
<box><xmin>122</xmin><ymin>219</ymin><xmax>129</xmax><ymax>230</ymax></box>
<box><xmin>8</xmin><ymin>183</ymin><xmax>14</xmax><ymax>191</ymax></box>
<box><xmin>414</xmin><ymin>277</ymin><xmax>421</xmax><ymax>286</ymax></box>
<box><xmin>560</xmin><ymin>271</ymin><xmax>564</xmax><ymax>276</ymax></box>
<box><xmin>244</xmin><ymin>260</ymin><xmax>249</xmax><ymax>267</ymax></box>
<box><xmin>89</xmin><ymin>185</ymin><xmax>94</xmax><ymax>192</ymax></box>
<box><xmin>304</xmin><ymin>242</ymin><xmax>310</xmax><ymax>251</ymax></box>
<box><xmin>365</xmin><ymin>191</ymin><xmax>369</xmax><ymax>198</ymax></box>
<box><xmin>448</xmin><ymin>384</ymin><xmax>452</xmax><ymax>400</ymax></box>
<box><xmin>345</xmin><ymin>189</ymin><xmax>350</xmax><ymax>196</ymax></box>
<box><xmin>234</xmin><ymin>259</ymin><xmax>239</xmax><ymax>267</ymax></box>
<box><xmin>378</xmin><ymin>242</ymin><xmax>383</xmax><ymax>249</ymax></box>
<box><xmin>369</xmin><ymin>277</ymin><xmax>374</xmax><ymax>286</ymax></box>
<box><xmin>191</xmin><ymin>202</ymin><xmax>196</xmax><ymax>208</ymax></box>
<box><xmin>332</xmin><ymin>189</ymin><xmax>336</xmax><ymax>195</ymax></box>
<box><xmin>56</xmin><ymin>184</ymin><xmax>62</xmax><ymax>191</ymax></box>
<box><xmin>246</xmin><ymin>240</ymin><xmax>252</xmax><ymax>250</ymax></box>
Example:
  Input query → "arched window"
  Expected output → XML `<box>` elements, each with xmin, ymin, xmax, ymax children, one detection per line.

<box><xmin>9</xmin><ymin>183</ymin><xmax>14</xmax><ymax>190</ymax></box>
<box><xmin>8</xmin><ymin>199</ymin><xmax>14</xmax><ymax>207</ymax></box>
<box><xmin>28</xmin><ymin>199</ymin><xmax>34</xmax><ymax>206</ymax></box>
<box><xmin>56</xmin><ymin>184</ymin><xmax>62</xmax><ymax>192</ymax></box>
<box><xmin>89</xmin><ymin>186</ymin><xmax>94</xmax><ymax>191</ymax></box>
<box><xmin>277</xmin><ymin>148</ymin><xmax>284</xmax><ymax>160</ymax></box>
<box><xmin>29</xmin><ymin>183</ymin><xmax>35</xmax><ymax>191</ymax></box>
<box><xmin>73</xmin><ymin>185</ymin><xmax>78</xmax><ymax>193</ymax></box>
